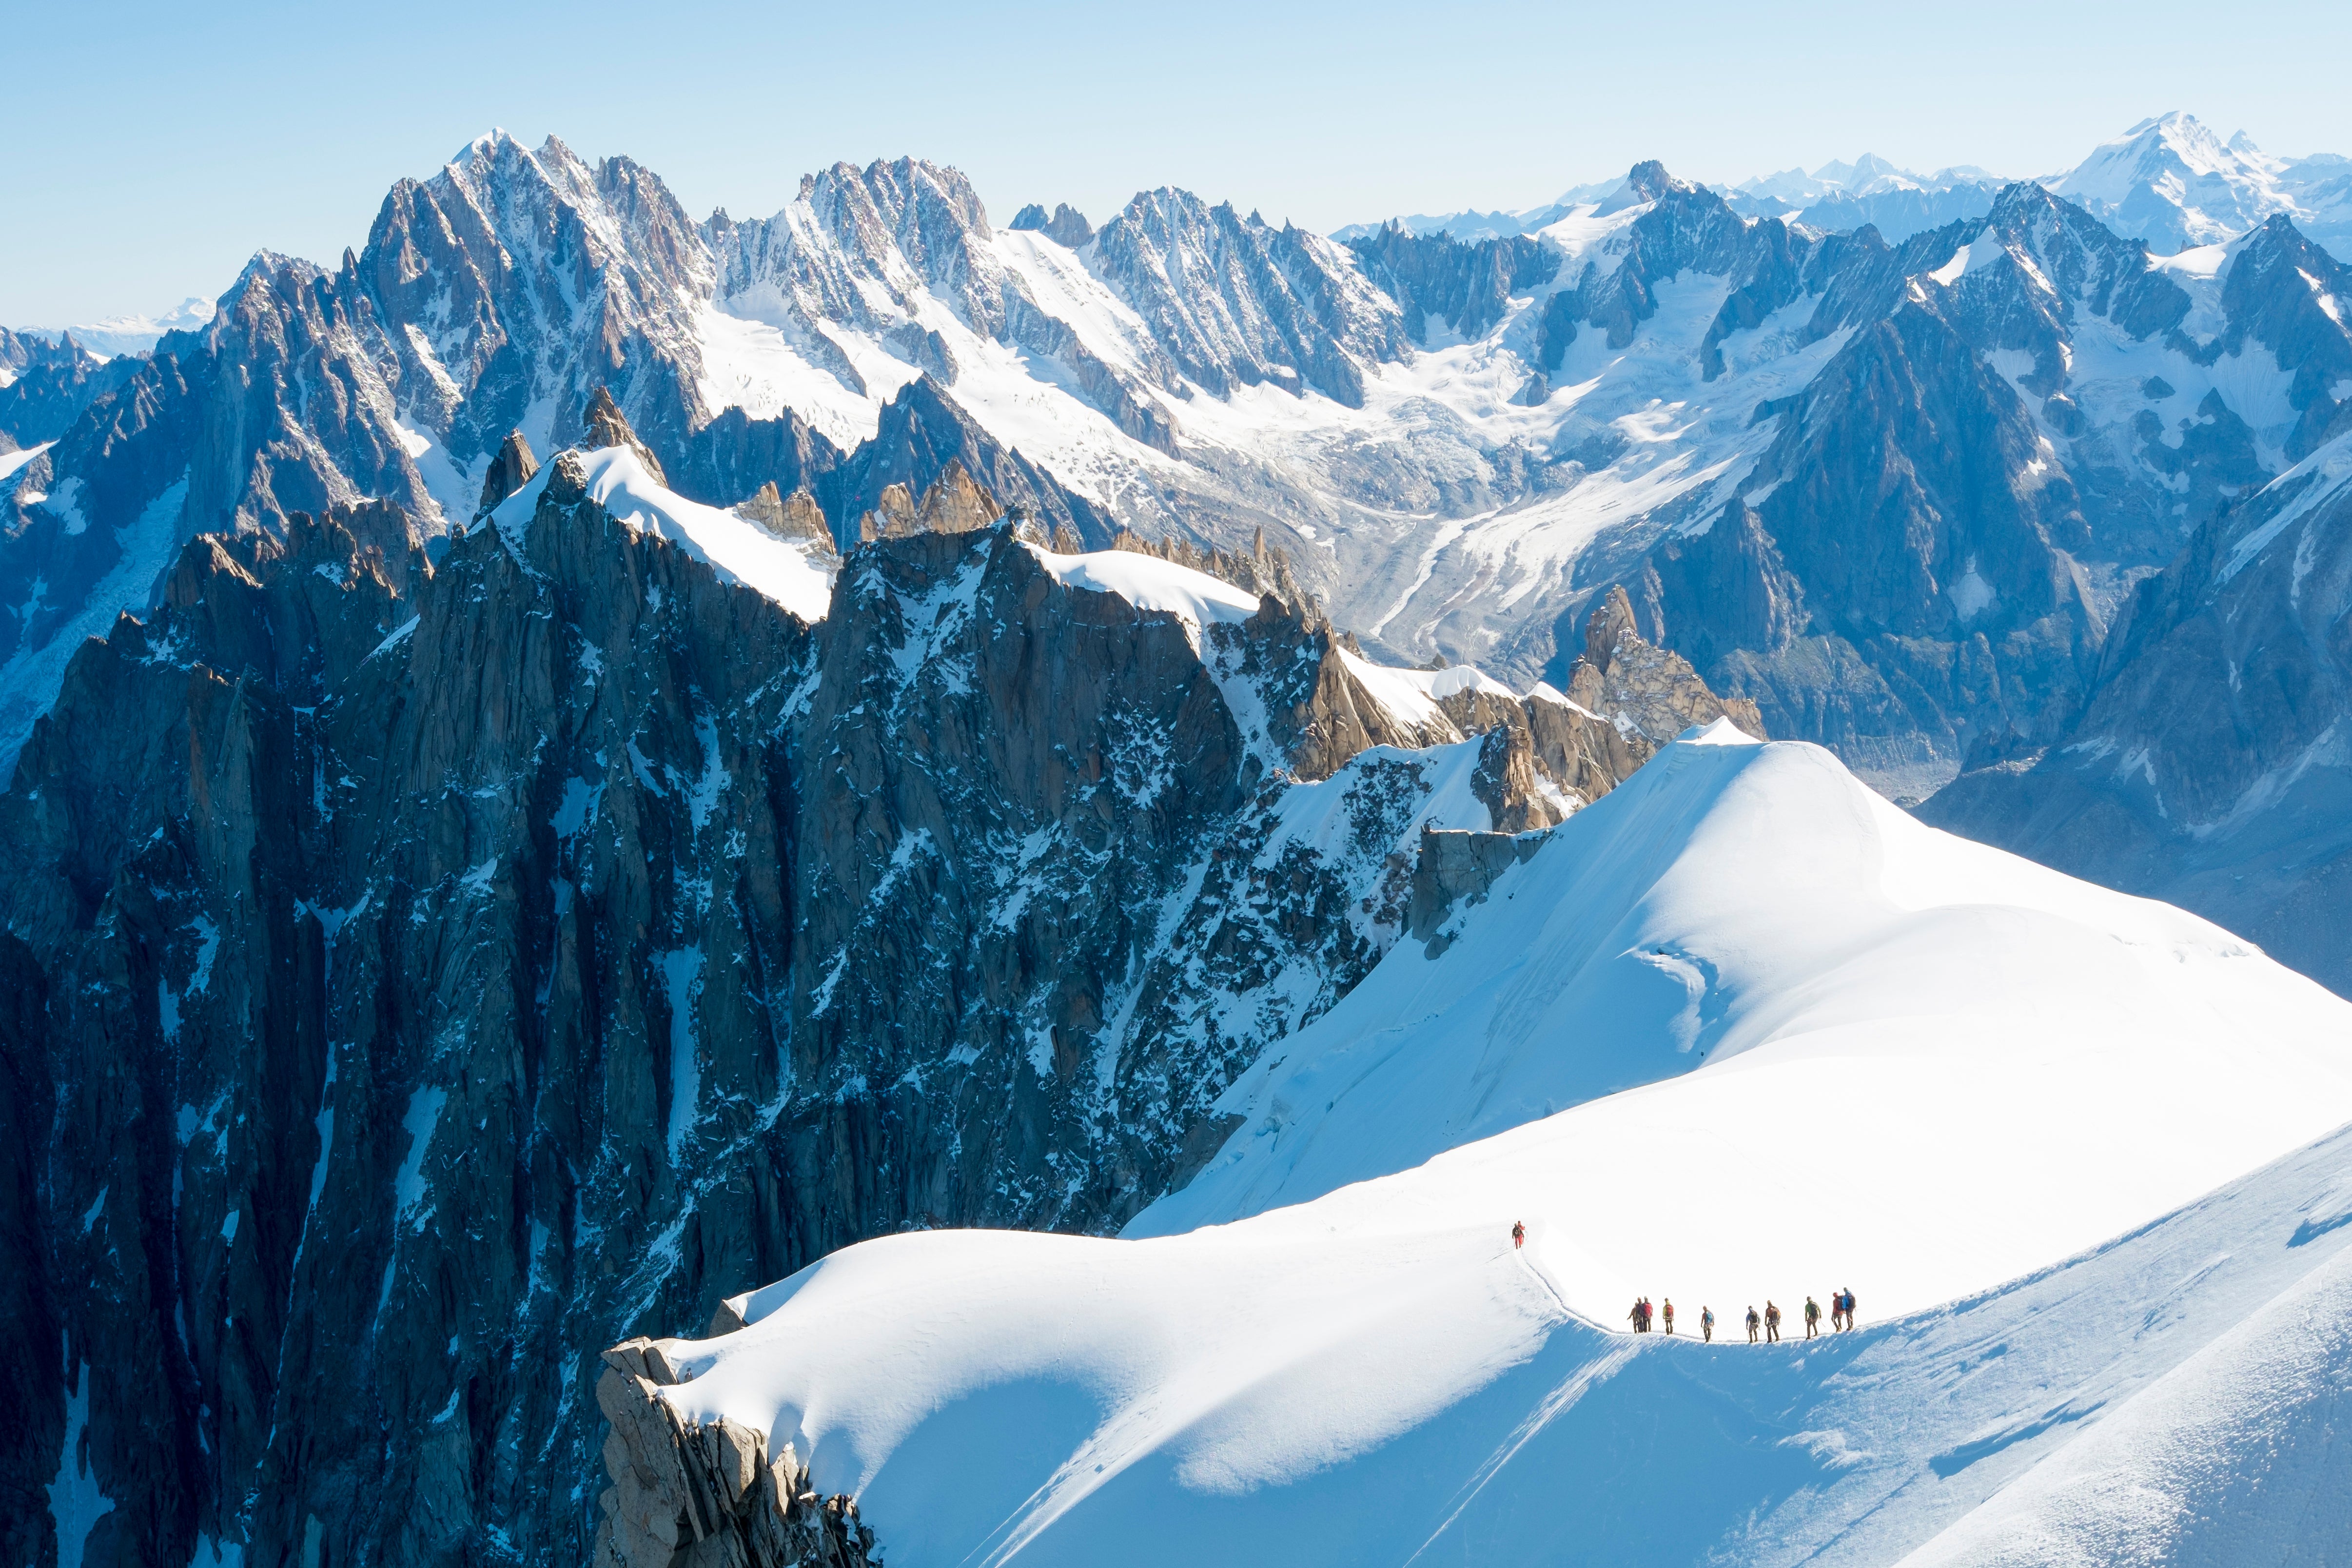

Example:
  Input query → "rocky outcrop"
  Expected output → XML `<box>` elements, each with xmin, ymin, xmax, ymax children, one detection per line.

<box><xmin>477</xmin><ymin>428</ymin><xmax>540</xmax><ymax>515</ymax></box>
<box><xmin>856</xmin><ymin>456</ymin><xmax>1000</xmax><ymax>540</ymax></box>
<box><xmin>1110</xmin><ymin>525</ymin><xmax>1309</xmax><ymax>608</ymax></box>
<box><xmin>1345</xmin><ymin>224</ymin><xmax>1560</xmax><ymax>345</ymax></box>
<box><xmin>737</xmin><ymin>482</ymin><xmax>839</xmax><ymax>558</ymax></box>
<box><xmin>1011</xmin><ymin>201</ymin><xmax>1096</xmax><ymax>250</ymax></box>
<box><xmin>816</xmin><ymin>376</ymin><xmax>1114</xmax><ymax>551</ymax></box>
<box><xmin>1574</xmin><ymin>586</ymin><xmax>1765</xmax><ymax>747</ymax></box>
<box><xmin>0</xmin><ymin>328</ymin><xmax>139</xmax><ymax>448</ymax></box>
<box><xmin>1091</xmin><ymin>187</ymin><xmax>1413</xmax><ymax>407</ymax></box>
<box><xmin>596</xmin><ymin>1340</ymin><xmax>877</xmax><ymax>1568</ymax></box>
<box><xmin>1407</xmin><ymin>827</ymin><xmax>1546</xmax><ymax>947</ymax></box>
<box><xmin>1470</xmin><ymin>721</ymin><xmax>1568</xmax><ymax>832</ymax></box>
<box><xmin>586</xmin><ymin>386</ymin><xmax>670</xmax><ymax>482</ymax></box>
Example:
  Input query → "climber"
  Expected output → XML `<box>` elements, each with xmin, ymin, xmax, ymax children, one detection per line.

<box><xmin>1512</xmin><ymin>1220</ymin><xmax>1525</xmax><ymax>1249</ymax></box>
<box><xmin>1803</xmin><ymin>1295</ymin><xmax>1822</xmax><ymax>1339</ymax></box>
<box><xmin>1701</xmin><ymin>1305</ymin><xmax>1715</xmax><ymax>1343</ymax></box>
<box><xmin>1745</xmin><ymin>1305</ymin><xmax>1760</xmax><ymax>1344</ymax></box>
<box><xmin>1764</xmin><ymin>1301</ymin><xmax>1782</xmax><ymax>1343</ymax></box>
<box><xmin>1627</xmin><ymin>1298</ymin><xmax>1645</xmax><ymax>1333</ymax></box>
<box><xmin>1662</xmin><ymin>1298</ymin><xmax>1675</xmax><ymax>1334</ymax></box>
<box><xmin>1842</xmin><ymin>1287</ymin><xmax>1858</xmax><ymax>1330</ymax></box>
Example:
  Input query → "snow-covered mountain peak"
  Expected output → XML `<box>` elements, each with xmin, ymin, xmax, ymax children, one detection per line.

<box><xmin>2046</xmin><ymin>111</ymin><xmax>2302</xmax><ymax>253</ymax></box>
<box><xmin>39</xmin><ymin>295</ymin><xmax>219</xmax><ymax>359</ymax></box>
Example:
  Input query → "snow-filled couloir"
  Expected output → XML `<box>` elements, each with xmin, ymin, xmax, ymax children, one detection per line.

<box><xmin>614</xmin><ymin>726</ymin><xmax>2352</xmax><ymax>1567</ymax></box>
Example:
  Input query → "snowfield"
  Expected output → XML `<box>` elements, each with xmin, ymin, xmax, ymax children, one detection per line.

<box><xmin>649</xmin><ymin>726</ymin><xmax>2352</xmax><ymax>1566</ymax></box>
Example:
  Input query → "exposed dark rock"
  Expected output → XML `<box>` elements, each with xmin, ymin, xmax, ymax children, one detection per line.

<box><xmin>1110</xmin><ymin>524</ymin><xmax>1310</xmax><ymax>609</ymax></box>
<box><xmin>595</xmin><ymin>1339</ymin><xmax>878</xmax><ymax>1568</ymax></box>
<box><xmin>584</xmin><ymin>386</ymin><xmax>669</xmax><ymax>482</ymax></box>
<box><xmin>1011</xmin><ymin>201</ymin><xmax>1097</xmax><ymax>250</ymax></box>
<box><xmin>856</xmin><ymin>456</ymin><xmax>1001</xmax><ymax>540</ymax></box>
<box><xmin>1919</xmin><ymin>444</ymin><xmax>2352</xmax><ymax>997</ymax></box>
<box><xmin>0</xmin><ymin>329</ymin><xmax>140</xmax><ymax>448</ymax></box>
<box><xmin>1470</xmin><ymin>722</ymin><xmax>1567</xmax><ymax>833</ymax></box>
<box><xmin>1346</xmin><ymin>225</ymin><xmax>1559</xmax><ymax>345</ymax></box>
<box><xmin>1408</xmin><ymin>827</ymin><xmax>1546</xmax><ymax>949</ymax></box>
<box><xmin>738</xmin><ymin>482</ymin><xmax>839</xmax><ymax>559</ymax></box>
<box><xmin>1092</xmin><ymin>189</ymin><xmax>1411</xmax><ymax>407</ymax></box>
<box><xmin>476</xmin><ymin>429</ymin><xmax>540</xmax><ymax>516</ymax></box>
<box><xmin>816</xmin><ymin>375</ymin><xmax>1115</xmax><ymax>551</ymax></box>
<box><xmin>1572</xmin><ymin>586</ymin><xmax>1766</xmax><ymax>746</ymax></box>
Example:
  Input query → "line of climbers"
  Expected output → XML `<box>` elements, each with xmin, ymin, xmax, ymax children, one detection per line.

<box><xmin>1509</xmin><ymin>1224</ymin><xmax>1859</xmax><ymax>1344</ymax></box>
<box><xmin>1624</xmin><ymin>1290</ymin><xmax>1858</xmax><ymax>1342</ymax></box>
<box><xmin>1505</xmin><ymin>1222</ymin><xmax>1853</xmax><ymax>1335</ymax></box>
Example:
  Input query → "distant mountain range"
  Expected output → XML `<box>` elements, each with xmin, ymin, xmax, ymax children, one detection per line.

<box><xmin>6</xmin><ymin>296</ymin><xmax>216</xmax><ymax>359</ymax></box>
<box><xmin>7</xmin><ymin>115</ymin><xmax>2352</xmax><ymax>987</ymax></box>
<box><xmin>1342</xmin><ymin>112</ymin><xmax>2352</xmax><ymax>256</ymax></box>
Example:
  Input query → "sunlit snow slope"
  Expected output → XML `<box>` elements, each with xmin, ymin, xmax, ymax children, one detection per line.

<box><xmin>651</xmin><ymin>728</ymin><xmax>2352</xmax><ymax>1567</ymax></box>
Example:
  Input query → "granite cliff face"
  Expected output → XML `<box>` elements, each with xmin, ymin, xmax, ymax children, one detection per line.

<box><xmin>1920</xmin><ymin>426</ymin><xmax>2352</xmax><ymax>996</ymax></box>
<box><xmin>1</xmin><ymin>396</ymin><xmax>1747</xmax><ymax>1568</ymax></box>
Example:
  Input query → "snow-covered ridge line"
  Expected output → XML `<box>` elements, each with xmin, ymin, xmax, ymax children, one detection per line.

<box><xmin>485</xmin><ymin>445</ymin><xmax>835</xmax><ymax>623</ymax></box>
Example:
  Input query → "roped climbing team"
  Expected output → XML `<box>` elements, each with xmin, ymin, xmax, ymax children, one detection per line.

<box><xmin>1512</xmin><ymin>1223</ymin><xmax>1859</xmax><ymax>1345</ymax></box>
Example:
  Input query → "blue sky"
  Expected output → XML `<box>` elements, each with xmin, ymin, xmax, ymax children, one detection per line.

<box><xmin>6</xmin><ymin>0</ymin><xmax>2347</xmax><ymax>325</ymax></box>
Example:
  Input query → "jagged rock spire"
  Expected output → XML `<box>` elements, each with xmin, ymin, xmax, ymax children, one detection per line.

<box><xmin>582</xmin><ymin>386</ymin><xmax>667</xmax><ymax>484</ymax></box>
<box><xmin>857</xmin><ymin>458</ymin><xmax>1002</xmax><ymax>542</ymax></box>
<box><xmin>1568</xmin><ymin>586</ymin><xmax>1765</xmax><ymax>744</ymax></box>
<box><xmin>737</xmin><ymin>481</ymin><xmax>840</xmax><ymax>560</ymax></box>
<box><xmin>475</xmin><ymin>429</ymin><xmax>539</xmax><ymax>517</ymax></box>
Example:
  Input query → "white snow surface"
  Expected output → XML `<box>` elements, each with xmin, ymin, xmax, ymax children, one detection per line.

<box><xmin>484</xmin><ymin>446</ymin><xmax>834</xmax><ymax>622</ymax></box>
<box><xmin>0</xmin><ymin>441</ymin><xmax>53</xmax><ymax>487</ymax></box>
<box><xmin>656</xmin><ymin>730</ymin><xmax>2352</xmax><ymax>1566</ymax></box>
<box><xmin>1023</xmin><ymin>544</ymin><xmax>1262</xmax><ymax>640</ymax></box>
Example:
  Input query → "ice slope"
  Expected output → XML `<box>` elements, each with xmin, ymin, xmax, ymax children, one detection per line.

<box><xmin>652</xmin><ymin>727</ymin><xmax>2352</xmax><ymax>1567</ymax></box>
<box><xmin>484</xmin><ymin>445</ymin><xmax>834</xmax><ymax>622</ymax></box>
